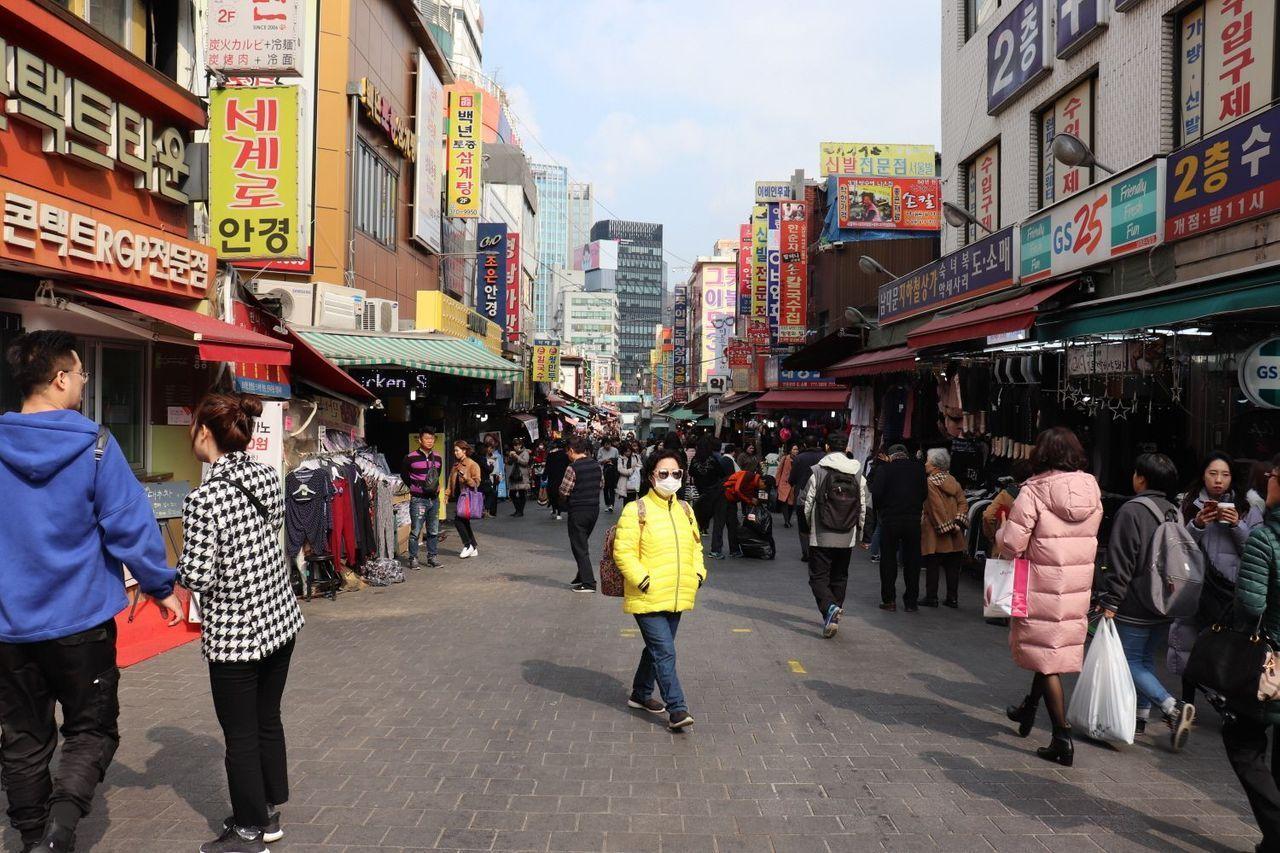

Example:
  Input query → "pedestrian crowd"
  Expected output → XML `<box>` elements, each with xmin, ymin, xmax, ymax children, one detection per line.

<box><xmin>6</xmin><ymin>329</ymin><xmax>1280</xmax><ymax>851</ymax></box>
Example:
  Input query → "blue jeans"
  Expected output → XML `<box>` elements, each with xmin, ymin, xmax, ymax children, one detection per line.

<box><xmin>870</xmin><ymin>523</ymin><xmax>882</xmax><ymax>558</ymax></box>
<box><xmin>1115</xmin><ymin>622</ymin><xmax>1172</xmax><ymax>714</ymax></box>
<box><xmin>633</xmin><ymin>612</ymin><xmax>686</xmax><ymax>716</ymax></box>
<box><xmin>409</xmin><ymin>496</ymin><xmax>439</xmax><ymax>561</ymax></box>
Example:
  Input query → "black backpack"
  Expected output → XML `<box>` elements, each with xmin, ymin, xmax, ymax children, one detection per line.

<box><xmin>818</xmin><ymin>466</ymin><xmax>863</xmax><ymax>532</ymax></box>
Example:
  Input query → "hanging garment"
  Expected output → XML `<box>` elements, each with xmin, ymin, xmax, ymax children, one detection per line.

<box><xmin>351</xmin><ymin>475</ymin><xmax>375</xmax><ymax>562</ymax></box>
<box><xmin>375</xmin><ymin>478</ymin><xmax>396</xmax><ymax>560</ymax></box>
<box><xmin>285</xmin><ymin>466</ymin><xmax>334</xmax><ymax>558</ymax></box>
<box><xmin>328</xmin><ymin>474</ymin><xmax>358</xmax><ymax>567</ymax></box>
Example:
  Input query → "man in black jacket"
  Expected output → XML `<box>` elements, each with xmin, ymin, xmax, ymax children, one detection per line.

<box><xmin>1097</xmin><ymin>452</ymin><xmax>1195</xmax><ymax>750</ymax></box>
<box><xmin>869</xmin><ymin>444</ymin><xmax>927</xmax><ymax>611</ymax></box>
<box><xmin>544</xmin><ymin>440</ymin><xmax>570</xmax><ymax>521</ymax></box>
<box><xmin>560</xmin><ymin>435</ymin><xmax>603</xmax><ymax>591</ymax></box>
<box><xmin>789</xmin><ymin>435</ymin><xmax>826</xmax><ymax>562</ymax></box>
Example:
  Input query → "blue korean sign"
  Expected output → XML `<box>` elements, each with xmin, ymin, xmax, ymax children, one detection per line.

<box><xmin>474</xmin><ymin>222</ymin><xmax>507</xmax><ymax>328</ymax></box>
<box><xmin>878</xmin><ymin>226</ymin><xmax>1017</xmax><ymax>325</ymax></box>
<box><xmin>1165</xmin><ymin>102</ymin><xmax>1280</xmax><ymax>243</ymax></box>
<box><xmin>1056</xmin><ymin>0</ymin><xmax>1107</xmax><ymax>58</ymax></box>
<box><xmin>987</xmin><ymin>0</ymin><xmax>1052</xmax><ymax>114</ymax></box>
<box><xmin>779</xmin><ymin>369</ymin><xmax>839</xmax><ymax>388</ymax></box>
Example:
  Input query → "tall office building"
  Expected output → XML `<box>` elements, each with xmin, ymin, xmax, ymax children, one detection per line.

<box><xmin>590</xmin><ymin>220</ymin><xmax>663</xmax><ymax>393</ymax></box>
<box><xmin>530</xmin><ymin>163</ymin><xmax>569</xmax><ymax>332</ymax></box>
<box><xmin>567</xmin><ymin>182</ymin><xmax>594</xmax><ymax>254</ymax></box>
<box><xmin>418</xmin><ymin>0</ymin><xmax>483</xmax><ymax>78</ymax></box>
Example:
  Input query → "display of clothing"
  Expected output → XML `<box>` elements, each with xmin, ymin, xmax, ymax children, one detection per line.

<box><xmin>374</xmin><ymin>478</ymin><xmax>395</xmax><ymax>560</ymax></box>
<box><xmin>328</xmin><ymin>473</ymin><xmax>358</xmax><ymax>567</ymax></box>
<box><xmin>285</xmin><ymin>466</ymin><xmax>334</xmax><ymax>558</ymax></box>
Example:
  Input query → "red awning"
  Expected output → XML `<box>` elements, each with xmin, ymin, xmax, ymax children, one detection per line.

<box><xmin>906</xmin><ymin>280</ymin><xmax>1077</xmax><ymax>351</ymax></box>
<box><xmin>755</xmin><ymin>388</ymin><xmax>851</xmax><ymax>410</ymax></box>
<box><xmin>74</xmin><ymin>288</ymin><xmax>292</xmax><ymax>366</ymax></box>
<box><xmin>826</xmin><ymin>345</ymin><xmax>917</xmax><ymax>378</ymax></box>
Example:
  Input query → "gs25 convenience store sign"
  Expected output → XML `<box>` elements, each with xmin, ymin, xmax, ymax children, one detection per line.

<box><xmin>1020</xmin><ymin>160</ymin><xmax>1165</xmax><ymax>284</ymax></box>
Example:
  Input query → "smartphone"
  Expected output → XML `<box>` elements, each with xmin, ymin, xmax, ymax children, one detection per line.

<box><xmin>1203</xmin><ymin>500</ymin><xmax>1220</xmax><ymax>520</ymax></box>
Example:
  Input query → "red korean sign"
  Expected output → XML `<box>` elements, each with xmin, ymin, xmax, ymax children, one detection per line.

<box><xmin>737</xmin><ymin>223</ymin><xmax>752</xmax><ymax>317</ymax></box>
<box><xmin>836</xmin><ymin>177</ymin><xmax>942</xmax><ymax>231</ymax></box>
<box><xmin>776</xmin><ymin>202</ymin><xmax>807</xmax><ymax>343</ymax></box>
<box><xmin>505</xmin><ymin>231</ymin><xmax>521</xmax><ymax>343</ymax></box>
<box><xmin>726</xmin><ymin>341</ymin><xmax>752</xmax><ymax>369</ymax></box>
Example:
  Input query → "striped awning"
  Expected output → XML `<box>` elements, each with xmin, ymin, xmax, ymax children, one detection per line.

<box><xmin>296</xmin><ymin>331</ymin><xmax>521</xmax><ymax>381</ymax></box>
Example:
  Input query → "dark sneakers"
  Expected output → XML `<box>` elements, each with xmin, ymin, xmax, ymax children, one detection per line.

<box><xmin>201</xmin><ymin>825</ymin><xmax>267</xmax><ymax>853</ymax></box>
<box><xmin>627</xmin><ymin>695</ymin><xmax>666</xmax><ymax>714</ymax></box>
<box><xmin>822</xmin><ymin>604</ymin><xmax>842</xmax><ymax>638</ymax></box>
<box><xmin>570</xmin><ymin>582</ymin><xmax>596</xmax><ymax>593</ymax></box>
<box><xmin>24</xmin><ymin>822</ymin><xmax>74</xmax><ymax>852</ymax></box>
<box><xmin>668</xmin><ymin>711</ymin><xmax>695</xmax><ymax>730</ymax></box>
<box><xmin>223</xmin><ymin>812</ymin><xmax>283</xmax><ymax>844</ymax></box>
<box><xmin>426</xmin><ymin>557</ymin><xmax>442</xmax><ymax>568</ymax></box>
<box><xmin>1166</xmin><ymin>700</ymin><xmax>1196</xmax><ymax>751</ymax></box>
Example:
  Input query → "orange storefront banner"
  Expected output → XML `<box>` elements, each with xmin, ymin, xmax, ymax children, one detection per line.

<box><xmin>0</xmin><ymin>176</ymin><xmax>213</xmax><ymax>298</ymax></box>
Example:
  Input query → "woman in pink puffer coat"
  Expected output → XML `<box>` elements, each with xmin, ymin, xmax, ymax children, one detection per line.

<box><xmin>996</xmin><ymin>427</ymin><xmax>1102</xmax><ymax>768</ymax></box>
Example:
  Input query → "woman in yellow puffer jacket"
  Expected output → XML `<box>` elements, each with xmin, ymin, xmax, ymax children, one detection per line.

<box><xmin>613</xmin><ymin>449</ymin><xmax>707</xmax><ymax>731</ymax></box>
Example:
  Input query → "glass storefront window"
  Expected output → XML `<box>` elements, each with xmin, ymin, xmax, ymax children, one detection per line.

<box><xmin>79</xmin><ymin>339</ymin><xmax>146</xmax><ymax>470</ymax></box>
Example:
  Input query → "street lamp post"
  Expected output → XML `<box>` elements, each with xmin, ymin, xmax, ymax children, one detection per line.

<box><xmin>858</xmin><ymin>256</ymin><xmax>897</xmax><ymax>278</ymax></box>
<box><xmin>942</xmin><ymin>201</ymin><xmax>993</xmax><ymax>234</ymax></box>
<box><xmin>1051</xmin><ymin>132</ymin><xmax>1116</xmax><ymax>175</ymax></box>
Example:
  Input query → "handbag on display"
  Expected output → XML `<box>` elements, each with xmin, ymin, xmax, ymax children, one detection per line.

<box><xmin>1185</xmin><ymin>605</ymin><xmax>1275</xmax><ymax>707</ymax></box>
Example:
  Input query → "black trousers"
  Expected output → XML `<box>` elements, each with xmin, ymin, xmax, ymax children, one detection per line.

<box><xmin>879</xmin><ymin>519</ymin><xmax>922</xmax><ymax>606</ymax></box>
<box><xmin>1223</xmin><ymin>715</ymin><xmax>1280</xmax><ymax>851</ymax></box>
<box><xmin>602</xmin><ymin>466</ymin><xmax>619</xmax><ymax>508</ymax></box>
<box><xmin>511</xmin><ymin>489</ymin><xmax>527</xmax><ymax>514</ymax></box>
<box><xmin>712</xmin><ymin>497</ymin><xmax>739</xmax><ymax>553</ymax></box>
<box><xmin>809</xmin><ymin>547</ymin><xmax>852</xmax><ymax>617</ymax></box>
<box><xmin>622</xmin><ymin>491</ymin><xmax>638</xmax><ymax>505</ymax></box>
<box><xmin>694</xmin><ymin>494</ymin><xmax>715</xmax><ymax>533</ymax></box>
<box><xmin>568</xmin><ymin>507</ymin><xmax>599</xmax><ymax>586</ymax></box>
<box><xmin>797</xmin><ymin>514</ymin><xmax>811</xmax><ymax>561</ymax></box>
<box><xmin>925</xmin><ymin>551</ymin><xmax>963</xmax><ymax>602</ymax></box>
<box><xmin>454</xmin><ymin>516</ymin><xmax>477</xmax><ymax>548</ymax></box>
<box><xmin>0</xmin><ymin>621</ymin><xmax>119</xmax><ymax>844</ymax></box>
<box><xmin>482</xmin><ymin>481</ymin><xmax>497</xmax><ymax>516</ymax></box>
<box><xmin>209</xmin><ymin>639</ymin><xmax>295</xmax><ymax>830</ymax></box>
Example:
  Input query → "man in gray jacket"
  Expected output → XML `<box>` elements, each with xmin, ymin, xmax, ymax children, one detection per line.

<box><xmin>801</xmin><ymin>435</ymin><xmax>869</xmax><ymax>638</ymax></box>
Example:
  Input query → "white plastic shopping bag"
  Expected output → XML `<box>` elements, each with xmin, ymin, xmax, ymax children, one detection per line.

<box><xmin>1067</xmin><ymin>618</ymin><xmax>1137</xmax><ymax>745</ymax></box>
<box><xmin>983</xmin><ymin>558</ymin><xmax>1028</xmax><ymax>618</ymax></box>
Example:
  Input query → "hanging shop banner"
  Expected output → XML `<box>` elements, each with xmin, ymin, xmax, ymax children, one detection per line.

<box><xmin>777</xmin><ymin>201</ymin><xmax>808</xmax><ymax>344</ymax></box>
<box><xmin>673</xmin><ymin>285</ymin><xmax>690</xmax><ymax>396</ymax></box>
<box><xmin>1202</xmin><ymin>0</ymin><xmax>1276</xmax><ymax>140</ymax></box>
<box><xmin>475</xmin><ymin>222</ymin><xmax>507</xmax><ymax>329</ymax></box>
<box><xmin>987</xmin><ymin>0</ymin><xmax>1052</xmax><ymax>115</ymax></box>
<box><xmin>209</xmin><ymin>86</ymin><xmax>301</xmax><ymax>261</ymax></box>
<box><xmin>1045</xmin><ymin>78</ymin><xmax>1094</xmax><ymax>204</ymax></box>
<box><xmin>766</xmin><ymin>203</ymin><xmax>780</xmax><ymax>340</ymax></box>
<box><xmin>230</xmin><ymin>301</ymin><xmax>291</xmax><ymax>398</ymax></box>
<box><xmin>878</xmin><ymin>225</ymin><xmax>1016</xmax><ymax>325</ymax></box>
<box><xmin>1056</xmin><ymin>0</ymin><xmax>1107</xmax><ymax>58</ymax></box>
<box><xmin>1178</xmin><ymin>5</ymin><xmax>1206</xmax><ymax>146</ymax></box>
<box><xmin>244</xmin><ymin>400</ymin><xmax>285</xmax><ymax>473</ymax></box>
<box><xmin>1020</xmin><ymin>159</ymin><xmax>1165</xmax><ymax>284</ymax></box>
<box><xmin>531</xmin><ymin>338</ymin><xmax>560</xmax><ymax>383</ymax></box>
<box><xmin>749</xmin><ymin>205</ymin><xmax>770</xmax><ymax>345</ymax></box>
<box><xmin>726</xmin><ymin>340</ymin><xmax>753</xmax><ymax>369</ymax></box>
<box><xmin>1239</xmin><ymin>337</ymin><xmax>1280</xmax><ymax>409</ymax></box>
<box><xmin>819</xmin><ymin>143</ymin><xmax>936</xmax><ymax>177</ymax></box>
<box><xmin>971</xmin><ymin>144</ymin><xmax>1000</xmax><ymax>235</ymax></box>
<box><xmin>836</xmin><ymin>177</ymin><xmax>942</xmax><ymax>230</ymax></box>
<box><xmin>700</xmin><ymin>263</ymin><xmax>736</xmax><ymax>383</ymax></box>
<box><xmin>1166</xmin><ymin>102</ymin><xmax>1280</xmax><ymax>243</ymax></box>
<box><xmin>412</xmin><ymin>50</ymin><xmax>445</xmax><ymax>252</ymax></box>
<box><xmin>505</xmin><ymin>231</ymin><xmax>521</xmax><ymax>343</ymax></box>
<box><xmin>737</xmin><ymin>223</ymin><xmax>752</xmax><ymax>317</ymax></box>
<box><xmin>446</xmin><ymin>91</ymin><xmax>482</xmax><ymax>218</ymax></box>
<box><xmin>207</xmin><ymin>0</ymin><xmax>304</xmax><ymax>76</ymax></box>
<box><xmin>754</xmin><ymin>181</ymin><xmax>793</xmax><ymax>202</ymax></box>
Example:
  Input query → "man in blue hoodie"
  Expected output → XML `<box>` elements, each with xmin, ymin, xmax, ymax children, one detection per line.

<box><xmin>0</xmin><ymin>331</ymin><xmax>182</xmax><ymax>852</ymax></box>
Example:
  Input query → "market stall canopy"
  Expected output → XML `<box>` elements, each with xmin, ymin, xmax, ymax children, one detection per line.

<box><xmin>906</xmin><ymin>280</ymin><xmax>1076</xmax><ymax>351</ymax></box>
<box><xmin>755</xmin><ymin>388</ymin><xmax>851</xmax><ymax>410</ymax></box>
<box><xmin>297</xmin><ymin>331</ymin><xmax>521</xmax><ymax>381</ymax></box>
<box><xmin>826</xmin><ymin>345</ymin><xmax>917</xmax><ymax>378</ymax></box>
<box><xmin>715</xmin><ymin>392</ymin><xmax>762</xmax><ymax>416</ymax></box>
<box><xmin>285</xmin><ymin>329</ymin><xmax>375</xmax><ymax>404</ymax></box>
<box><xmin>71</xmin><ymin>288</ymin><xmax>291</xmax><ymax>366</ymax></box>
<box><xmin>666</xmin><ymin>408</ymin><xmax>698</xmax><ymax>421</ymax></box>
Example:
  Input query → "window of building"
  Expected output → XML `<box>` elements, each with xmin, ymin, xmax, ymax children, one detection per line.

<box><xmin>355</xmin><ymin>139</ymin><xmax>399</xmax><ymax>248</ymax></box>
<box><xmin>1038</xmin><ymin>77</ymin><xmax>1094</xmax><ymax>208</ymax></box>
<box><xmin>1175</xmin><ymin>0</ymin><xmax>1276</xmax><ymax>147</ymax></box>
<box><xmin>965</xmin><ymin>0</ymin><xmax>1000</xmax><ymax>40</ymax></box>
<box><xmin>77</xmin><ymin>339</ymin><xmax>146</xmax><ymax>470</ymax></box>
<box><xmin>963</xmin><ymin>141</ymin><xmax>1000</xmax><ymax>244</ymax></box>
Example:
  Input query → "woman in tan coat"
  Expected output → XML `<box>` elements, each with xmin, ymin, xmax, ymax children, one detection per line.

<box><xmin>775</xmin><ymin>445</ymin><xmax>798</xmax><ymax>528</ymax></box>
<box><xmin>450</xmin><ymin>440</ymin><xmax>483</xmax><ymax>558</ymax></box>
<box><xmin>920</xmin><ymin>448</ymin><xmax>968</xmax><ymax>608</ymax></box>
<box><xmin>996</xmin><ymin>427</ymin><xmax>1102</xmax><ymax>767</ymax></box>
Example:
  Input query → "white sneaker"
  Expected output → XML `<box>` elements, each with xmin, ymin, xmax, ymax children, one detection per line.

<box><xmin>459</xmin><ymin>545</ymin><xmax>474</xmax><ymax>558</ymax></box>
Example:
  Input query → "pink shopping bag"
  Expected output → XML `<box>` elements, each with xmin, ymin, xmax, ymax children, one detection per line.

<box><xmin>1010</xmin><ymin>558</ymin><xmax>1030</xmax><ymax>618</ymax></box>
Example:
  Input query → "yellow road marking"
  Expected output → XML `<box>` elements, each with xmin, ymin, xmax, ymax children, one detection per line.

<box><xmin>732</xmin><ymin>628</ymin><xmax>752</xmax><ymax>633</ymax></box>
<box><xmin>787</xmin><ymin>659</ymin><xmax>806</xmax><ymax>674</ymax></box>
<box><xmin>620</xmin><ymin>629</ymin><xmax>639</xmax><ymax>637</ymax></box>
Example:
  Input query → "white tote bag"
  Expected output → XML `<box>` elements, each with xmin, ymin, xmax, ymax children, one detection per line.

<box><xmin>1067</xmin><ymin>618</ymin><xmax>1137</xmax><ymax>745</ymax></box>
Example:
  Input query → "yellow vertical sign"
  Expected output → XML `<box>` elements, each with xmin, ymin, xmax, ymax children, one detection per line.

<box><xmin>209</xmin><ymin>86</ymin><xmax>301</xmax><ymax>260</ymax></box>
<box><xmin>446</xmin><ymin>91</ymin><xmax>483</xmax><ymax>218</ymax></box>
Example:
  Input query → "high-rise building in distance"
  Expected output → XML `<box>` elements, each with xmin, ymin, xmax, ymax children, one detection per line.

<box><xmin>567</xmin><ymin>182</ymin><xmax>593</xmax><ymax>255</ymax></box>
<box><xmin>590</xmin><ymin>219</ymin><xmax>663</xmax><ymax>393</ymax></box>
<box><xmin>530</xmin><ymin>163</ymin><xmax>569</xmax><ymax>333</ymax></box>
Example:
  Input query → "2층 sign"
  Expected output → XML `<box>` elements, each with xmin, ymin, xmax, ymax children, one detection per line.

<box><xmin>987</xmin><ymin>0</ymin><xmax>1052</xmax><ymax>114</ymax></box>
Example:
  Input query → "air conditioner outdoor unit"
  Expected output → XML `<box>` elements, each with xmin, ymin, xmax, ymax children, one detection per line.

<box><xmin>361</xmin><ymin>298</ymin><xmax>401</xmax><ymax>333</ymax></box>
<box><xmin>252</xmin><ymin>281</ymin><xmax>314</xmax><ymax>326</ymax></box>
<box><xmin>313</xmin><ymin>283</ymin><xmax>366</xmax><ymax>329</ymax></box>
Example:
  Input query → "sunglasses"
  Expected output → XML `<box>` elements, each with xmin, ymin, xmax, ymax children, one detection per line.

<box><xmin>654</xmin><ymin>470</ymin><xmax>683</xmax><ymax>481</ymax></box>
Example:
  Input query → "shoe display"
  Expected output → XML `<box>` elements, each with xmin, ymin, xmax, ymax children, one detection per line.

<box><xmin>1005</xmin><ymin>694</ymin><xmax>1038</xmax><ymax>738</ymax></box>
<box><xmin>1165</xmin><ymin>700</ymin><xmax>1196</xmax><ymax>752</ymax></box>
<box><xmin>627</xmin><ymin>695</ymin><xmax>666</xmax><ymax>714</ymax></box>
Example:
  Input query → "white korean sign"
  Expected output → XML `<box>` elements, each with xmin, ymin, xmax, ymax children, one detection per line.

<box><xmin>1052</xmin><ymin>79</ymin><xmax>1093</xmax><ymax>202</ymax></box>
<box><xmin>245</xmin><ymin>400</ymin><xmax>285</xmax><ymax>474</ymax></box>
<box><xmin>412</xmin><ymin>49</ymin><xmax>445</xmax><ymax>253</ymax></box>
<box><xmin>1202</xmin><ymin>0</ymin><xmax>1277</xmax><ymax>139</ymax></box>
<box><xmin>207</xmin><ymin>0</ymin><xmax>305</xmax><ymax>76</ymax></box>
<box><xmin>754</xmin><ymin>181</ymin><xmax>792</xmax><ymax>202</ymax></box>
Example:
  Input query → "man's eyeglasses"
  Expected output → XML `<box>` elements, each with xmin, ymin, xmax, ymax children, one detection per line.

<box><xmin>654</xmin><ymin>470</ymin><xmax>683</xmax><ymax>481</ymax></box>
<box><xmin>55</xmin><ymin>369</ymin><xmax>89</xmax><ymax>383</ymax></box>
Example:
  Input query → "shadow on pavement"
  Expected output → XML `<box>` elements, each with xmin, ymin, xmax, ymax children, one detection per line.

<box><xmin>498</xmin><ymin>572</ymin><xmax>572</xmax><ymax>591</ymax></box>
<box><xmin>102</xmin><ymin>725</ymin><xmax>227</xmax><ymax>836</ymax></box>
<box><xmin>520</xmin><ymin>660</ymin><xmax>668</xmax><ymax>728</ymax></box>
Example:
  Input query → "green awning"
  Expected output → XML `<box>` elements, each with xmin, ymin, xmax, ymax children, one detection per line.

<box><xmin>1039</xmin><ymin>268</ymin><xmax>1280</xmax><ymax>340</ymax></box>
<box><xmin>296</xmin><ymin>331</ymin><xmax>521</xmax><ymax>381</ymax></box>
<box><xmin>667</xmin><ymin>408</ymin><xmax>697</xmax><ymax>421</ymax></box>
<box><xmin>556</xmin><ymin>404</ymin><xmax>590</xmax><ymax>420</ymax></box>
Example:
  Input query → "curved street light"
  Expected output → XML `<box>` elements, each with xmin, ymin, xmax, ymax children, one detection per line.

<box><xmin>1051</xmin><ymin>132</ymin><xmax>1116</xmax><ymax>174</ymax></box>
<box><xmin>942</xmin><ymin>201</ymin><xmax>993</xmax><ymax>234</ymax></box>
<box><xmin>858</xmin><ymin>255</ymin><xmax>897</xmax><ymax>278</ymax></box>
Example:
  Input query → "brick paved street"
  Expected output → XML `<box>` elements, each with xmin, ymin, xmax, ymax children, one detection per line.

<box><xmin>2</xmin><ymin>509</ymin><xmax>1264</xmax><ymax>852</ymax></box>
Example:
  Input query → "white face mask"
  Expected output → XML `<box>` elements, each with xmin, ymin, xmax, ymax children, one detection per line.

<box><xmin>652</xmin><ymin>476</ymin><xmax>680</xmax><ymax>497</ymax></box>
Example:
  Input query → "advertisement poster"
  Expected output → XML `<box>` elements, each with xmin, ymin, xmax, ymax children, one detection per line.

<box><xmin>1049</xmin><ymin>79</ymin><xmax>1093</xmax><ymax>203</ymax></box>
<box><xmin>531</xmin><ymin>338</ymin><xmax>560</xmax><ymax>383</ymax></box>
<box><xmin>737</xmin><ymin>223</ymin><xmax>752</xmax><ymax>317</ymax></box>
<box><xmin>819</xmin><ymin>143</ymin><xmax>936</xmax><ymax>177</ymax></box>
<box><xmin>209</xmin><ymin>86</ymin><xmax>301</xmax><ymax>260</ymax></box>
<box><xmin>699</xmin><ymin>263</ymin><xmax>736</xmax><ymax>383</ymax></box>
<box><xmin>969</xmin><ymin>144</ymin><xmax>1000</xmax><ymax>237</ymax></box>
<box><xmin>207</xmin><ymin>0</ymin><xmax>304</xmax><ymax>75</ymax></box>
<box><xmin>749</xmin><ymin>205</ymin><xmax>770</xmax><ymax>345</ymax></box>
<box><xmin>412</xmin><ymin>50</ymin><xmax>445</xmax><ymax>252</ymax></box>
<box><xmin>766</xmin><ymin>203</ymin><xmax>780</xmax><ymax>340</ymax></box>
<box><xmin>474</xmin><ymin>223</ymin><xmax>507</xmax><ymax>328</ymax></box>
<box><xmin>777</xmin><ymin>201</ymin><xmax>808</xmax><ymax>344</ymax></box>
<box><xmin>1021</xmin><ymin>160</ymin><xmax>1164</xmax><ymax>283</ymax></box>
<box><xmin>1166</xmin><ymin>103</ymin><xmax>1280</xmax><ymax>242</ymax></box>
<box><xmin>673</xmin><ymin>285</ymin><xmax>689</xmax><ymax>396</ymax></box>
<box><xmin>446</xmin><ymin>91</ymin><xmax>482</xmax><ymax>218</ymax></box>
<box><xmin>837</xmin><ymin>177</ymin><xmax>942</xmax><ymax>230</ymax></box>
<box><xmin>505</xmin><ymin>232</ymin><xmax>521</xmax><ymax>343</ymax></box>
<box><xmin>1178</xmin><ymin>5</ymin><xmax>1206</xmax><ymax>146</ymax></box>
<box><xmin>879</xmin><ymin>226</ymin><xmax>1016</xmax><ymax>325</ymax></box>
<box><xmin>987</xmin><ymin>0</ymin><xmax>1052</xmax><ymax>114</ymax></box>
<box><xmin>244</xmin><ymin>400</ymin><xmax>285</xmax><ymax>474</ymax></box>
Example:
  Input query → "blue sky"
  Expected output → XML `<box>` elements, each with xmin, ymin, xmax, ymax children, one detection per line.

<box><xmin>481</xmin><ymin>0</ymin><xmax>942</xmax><ymax>278</ymax></box>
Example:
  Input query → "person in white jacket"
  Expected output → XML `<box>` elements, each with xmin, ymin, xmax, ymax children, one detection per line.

<box><xmin>617</xmin><ymin>440</ymin><xmax>644</xmax><ymax>504</ymax></box>
<box><xmin>800</xmin><ymin>435</ymin><xmax>869</xmax><ymax>639</ymax></box>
